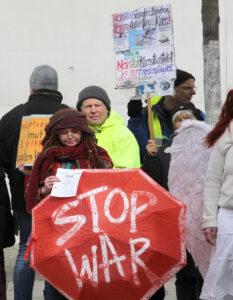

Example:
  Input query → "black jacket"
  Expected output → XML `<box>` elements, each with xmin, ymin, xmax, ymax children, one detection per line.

<box><xmin>142</xmin><ymin>140</ymin><xmax>172</xmax><ymax>191</ymax></box>
<box><xmin>128</xmin><ymin>98</ymin><xmax>173</xmax><ymax>161</ymax></box>
<box><xmin>0</xmin><ymin>90</ymin><xmax>68</xmax><ymax>211</ymax></box>
<box><xmin>128</xmin><ymin>97</ymin><xmax>205</xmax><ymax>162</ymax></box>
<box><xmin>0</xmin><ymin>167</ymin><xmax>15</xmax><ymax>248</ymax></box>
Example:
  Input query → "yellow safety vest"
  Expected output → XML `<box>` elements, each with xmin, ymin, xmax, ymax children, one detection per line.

<box><xmin>150</xmin><ymin>96</ymin><xmax>163</xmax><ymax>141</ymax></box>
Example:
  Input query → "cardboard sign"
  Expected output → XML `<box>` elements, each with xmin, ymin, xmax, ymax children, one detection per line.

<box><xmin>112</xmin><ymin>4</ymin><xmax>176</xmax><ymax>95</ymax></box>
<box><xmin>16</xmin><ymin>114</ymin><xmax>51</xmax><ymax>167</ymax></box>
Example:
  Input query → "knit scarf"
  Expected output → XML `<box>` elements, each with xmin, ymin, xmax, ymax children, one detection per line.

<box><xmin>25</xmin><ymin>143</ymin><xmax>111</xmax><ymax>212</ymax></box>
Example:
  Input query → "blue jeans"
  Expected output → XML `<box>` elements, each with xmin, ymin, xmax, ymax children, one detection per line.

<box><xmin>13</xmin><ymin>211</ymin><xmax>35</xmax><ymax>300</ymax></box>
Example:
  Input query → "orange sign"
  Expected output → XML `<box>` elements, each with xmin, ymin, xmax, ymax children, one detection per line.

<box><xmin>16</xmin><ymin>115</ymin><xmax>51</xmax><ymax>167</ymax></box>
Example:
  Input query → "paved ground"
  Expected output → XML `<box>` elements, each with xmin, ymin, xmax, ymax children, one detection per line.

<box><xmin>5</xmin><ymin>245</ymin><xmax>176</xmax><ymax>299</ymax></box>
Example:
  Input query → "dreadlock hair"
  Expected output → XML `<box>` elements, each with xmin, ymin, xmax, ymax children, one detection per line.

<box><xmin>206</xmin><ymin>90</ymin><xmax>233</xmax><ymax>147</ymax></box>
<box><xmin>42</xmin><ymin>134</ymin><xmax>63</xmax><ymax>150</ymax></box>
<box><xmin>81</xmin><ymin>133</ymin><xmax>106</xmax><ymax>168</ymax></box>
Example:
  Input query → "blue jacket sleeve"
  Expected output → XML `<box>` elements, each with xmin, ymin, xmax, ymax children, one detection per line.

<box><xmin>127</xmin><ymin>112</ymin><xmax>149</xmax><ymax>162</ymax></box>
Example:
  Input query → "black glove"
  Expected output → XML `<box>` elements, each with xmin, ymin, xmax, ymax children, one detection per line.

<box><xmin>127</xmin><ymin>99</ymin><xmax>143</xmax><ymax>117</ymax></box>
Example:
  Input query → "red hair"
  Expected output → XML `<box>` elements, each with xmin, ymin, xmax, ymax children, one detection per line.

<box><xmin>206</xmin><ymin>90</ymin><xmax>233</xmax><ymax>147</ymax></box>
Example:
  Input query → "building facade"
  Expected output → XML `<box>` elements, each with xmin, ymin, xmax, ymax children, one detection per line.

<box><xmin>0</xmin><ymin>0</ymin><xmax>230</xmax><ymax>120</ymax></box>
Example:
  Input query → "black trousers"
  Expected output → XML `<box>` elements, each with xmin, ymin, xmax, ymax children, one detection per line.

<box><xmin>44</xmin><ymin>282</ymin><xmax>165</xmax><ymax>300</ymax></box>
<box><xmin>175</xmin><ymin>251</ymin><xmax>203</xmax><ymax>300</ymax></box>
<box><xmin>150</xmin><ymin>286</ymin><xmax>165</xmax><ymax>300</ymax></box>
<box><xmin>0</xmin><ymin>248</ymin><xmax>6</xmax><ymax>300</ymax></box>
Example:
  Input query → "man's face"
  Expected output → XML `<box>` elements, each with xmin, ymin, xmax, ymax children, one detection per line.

<box><xmin>175</xmin><ymin>79</ymin><xmax>196</xmax><ymax>101</ymax></box>
<box><xmin>80</xmin><ymin>98</ymin><xmax>108</xmax><ymax>126</ymax></box>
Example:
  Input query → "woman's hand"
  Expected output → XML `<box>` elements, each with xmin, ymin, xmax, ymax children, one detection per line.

<box><xmin>146</xmin><ymin>139</ymin><xmax>158</xmax><ymax>156</ymax></box>
<box><xmin>43</xmin><ymin>176</ymin><xmax>60</xmax><ymax>193</ymax></box>
<box><xmin>203</xmin><ymin>227</ymin><xmax>217</xmax><ymax>245</ymax></box>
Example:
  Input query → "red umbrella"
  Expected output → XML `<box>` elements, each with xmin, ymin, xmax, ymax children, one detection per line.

<box><xmin>30</xmin><ymin>169</ymin><xmax>186</xmax><ymax>300</ymax></box>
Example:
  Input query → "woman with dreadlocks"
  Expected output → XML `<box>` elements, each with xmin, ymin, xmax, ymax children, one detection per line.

<box><xmin>25</xmin><ymin>108</ymin><xmax>112</xmax><ymax>299</ymax></box>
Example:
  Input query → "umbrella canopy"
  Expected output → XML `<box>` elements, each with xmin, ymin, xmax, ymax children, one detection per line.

<box><xmin>30</xmin><ymin>169</ymin><xmax>186</xmax><ymax>300</ymax></box>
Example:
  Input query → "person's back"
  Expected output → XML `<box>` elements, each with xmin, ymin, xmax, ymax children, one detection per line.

<box><xmin>1</xmin><ymin>89</ymin><xmax>67</xmax><ymax>212</ymax></box>
<box><xmin>77</xmin><ymin>85</ymin><xmax>140</xmax><ymax>168</ymax></box>
<box><xmin>0</xmin><ymin>65</ymin><xmax>68</xmax><ymax>300</ymax></box>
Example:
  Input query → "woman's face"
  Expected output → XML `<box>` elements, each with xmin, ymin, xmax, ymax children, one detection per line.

<box><xmin>58</xmin><ymin>128</ymin><xmax>82</xmax><ymax>147</ymax></box>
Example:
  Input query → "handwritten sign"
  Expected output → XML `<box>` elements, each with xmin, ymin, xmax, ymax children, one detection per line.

<box><xmin>53</xmin><ymin>186</ymin><xmax>158</xmax><ymax>285</ymax></box>
<box><xmin>16</xmin><ymin>114</ymin><xmax>51</xmax><ymax>167</ymax></box>
<box><xmin>31</xmin><ymin>169</ymin><xmax>186</xmax><ymax>299</ymax></box>
<box><xmin>112</xmin><ymin>4</ymin><xmax>176</xmax><ymax>95</ymax></box>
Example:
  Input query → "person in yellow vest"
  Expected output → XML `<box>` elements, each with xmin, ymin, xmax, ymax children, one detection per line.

<box><xmin>127</xmin><ymin>69</ymin><xmax>204</xmax><ymax>162</ymax></box>
<box><xmin>76</xmin><ymin>86</ymin><xmax>140</xmax><ymax>168</ymax></box>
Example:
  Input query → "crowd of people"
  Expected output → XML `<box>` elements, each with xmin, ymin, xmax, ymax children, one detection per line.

<box><xmin>0</xmin><ymin>64</ymin><xmax>232</xmax><ymax>300</ymax></box>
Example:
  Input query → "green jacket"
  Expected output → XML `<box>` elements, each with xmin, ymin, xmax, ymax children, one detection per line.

<box><xmin>90</xmin><ymin>111</ymin><xmax>140</xmax><ymax>168</ymax></box>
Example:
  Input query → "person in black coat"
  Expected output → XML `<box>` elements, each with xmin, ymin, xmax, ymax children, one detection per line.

<box><xmin>142</xmin><ymin>102</ymin><xmax>204</xmax><ymax>300</ymax></box>
<box><xmin>0</xmin><ymin>167</ymin><xmax>15</xmax><ymax>300</ymax></box>
<box><xmin>127</xmin><ymin>69</ymin><xmax>205</xmax><ymax>162</ymax></box>
<box><xmin>0</xmin><ymin>65</ymin><xmax>68</xmax><ymax>300</ymax></box>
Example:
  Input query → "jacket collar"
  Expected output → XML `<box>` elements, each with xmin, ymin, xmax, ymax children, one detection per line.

<box><xmin>28</xmin><ymin>89</ymin><xmax>63</xmax><ymax>103</ymax></box>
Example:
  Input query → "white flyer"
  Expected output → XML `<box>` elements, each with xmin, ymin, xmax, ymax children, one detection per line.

<box><xmin>51</xmin><ymin>168</ymin><xmax>83</xmax><ymax>198</ymax></box>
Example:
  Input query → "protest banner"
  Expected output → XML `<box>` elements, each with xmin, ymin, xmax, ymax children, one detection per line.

<box><xmin>30</xmin><ymin>169</ymin><xmax>186</xmax><ymax>300</ymax></box>
<box><xmin>112</xmin><ymin>4</ymin><xmax>176</xmax><ymax>96</ymax></box>
<box><xmin>16</xmin><ymin>114</ymin><xmax>51</xmax><ymax>167</ymax></box>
